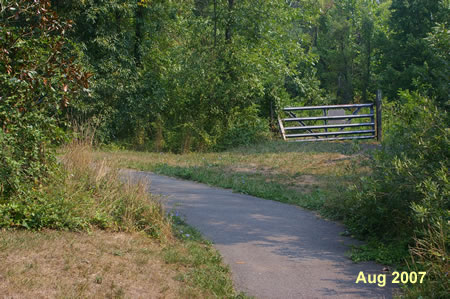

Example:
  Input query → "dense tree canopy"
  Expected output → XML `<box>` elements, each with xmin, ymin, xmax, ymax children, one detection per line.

<box><xmin>381</xmin><ymin>0</ymin><xmax>449</xmax><ymax>105</ymax></box>
<box><xmin>1</xmin><ymin>0</ymin><xmax>449</xmax><ymax>151</ymax></box>
<box><xmin>1</xmin><ymin>1</ymin><xmax>448</xmax><ymax>295</ymax></box>
<box><xmin>51</xmin><ymin>0</ymin><xmax>324</xmax><ymax>151</ymax></box>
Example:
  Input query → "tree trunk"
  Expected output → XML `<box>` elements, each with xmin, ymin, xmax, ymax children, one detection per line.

<box><xmin>134</xmin><ymin>3</ymin><xmax>144</xmax><ymax>67</ymax></box>
<box><xmin>225</xmin><ymin>0</ymin><xmax>234</xmax><ymax>43</ymax></box>
<box><xmin>362</xmin><ymin>37</ymin><xmax>371</xmax><ymax>103</ymax></box>
<box><xmin>214</xmin><ymin>0</ymin><xmax>217</xmax><ymax>47</ymax></box>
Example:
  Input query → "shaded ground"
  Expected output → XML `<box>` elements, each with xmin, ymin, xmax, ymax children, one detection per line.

<box><xmin>124</xmin><ymin>170</ymin><xmax>398</xmax><ymax>299</ymax></box>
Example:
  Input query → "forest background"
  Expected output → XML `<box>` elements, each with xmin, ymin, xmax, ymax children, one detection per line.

<box><xmin>1</xmin><ymin>0</ymin><xmax>449</xmax><ymax>297</ymax></box>
<box><xmin>2</xmin><ymin>0</ymin><xmax>448</xmax><ymax>152</ymax></box>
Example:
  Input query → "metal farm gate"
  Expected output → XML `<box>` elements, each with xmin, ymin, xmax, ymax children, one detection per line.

<box><xmin>278</xmin><ymin>91</ymin><xmax>382</xmax><ymax>142</ymax></box>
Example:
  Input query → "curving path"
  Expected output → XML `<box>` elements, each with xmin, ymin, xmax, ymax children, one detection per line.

<box><xmin>123</xmin><ymin>170</ymin><xmax>397</xmax><ymax>299</ymax></box>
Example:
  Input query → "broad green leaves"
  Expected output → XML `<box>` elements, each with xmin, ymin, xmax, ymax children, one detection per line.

<box><xmin>60</xmin><ymin>0</ymin><xmax>320</xmax><ymax>151</ymax></box>
<box><xmin>1</xmin><ymin>0</ymin><xmax>85</xmax><ymax>198</ymax></box>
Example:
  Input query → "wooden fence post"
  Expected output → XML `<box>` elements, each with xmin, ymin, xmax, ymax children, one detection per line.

<box><xmin>376</xmin><ymin>90</ymin><xmax>382</xmax><ymax>141</ymax></box>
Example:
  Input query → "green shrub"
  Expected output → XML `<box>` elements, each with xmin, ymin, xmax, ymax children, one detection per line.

<box><xmin>216</xmin><ymin>104</ymin><xmax>270</xmax><ymax>150</ymax></box>
<box><xmin>0</xmin><ymin>141</ymin><xmax>172</xmax><ymax>240</ymax></box>
<box><xmin>343</xmin><ymin>91</ymin><xmax>448</xmax><ymax>295</ymax></box>
<box><xmin>0</xmin><ymin>185</ymin><xmax>88</xmax><ymax>231</ymax></box>
<box><xmin>346</xmin><ymin>91</ymin><xmax>448</xmax><ymax>241</ymax></box>
<box><xmin>0</xmin><ymin>0</ymin><xmax>85</xmax><ymax>200</ymax></box>
<box><xmin>0</xmin><ymin>118</ymin><xmax>63</xmax><ymax>199</ymax></box>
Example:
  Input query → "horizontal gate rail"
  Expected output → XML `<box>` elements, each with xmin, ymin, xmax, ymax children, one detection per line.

<box><xmin>283</xmin><ymin>103</ymin><xmax>373</xmax><ymax>111</ymax></box>
<box><xmin>284</xmin><ymin>122</ymin><xmax>374</xmax><ymax>131</ymax></box>
<box><xmin>283</xmin><ymin>114</ymin><xmax>374</xmax><ymax>122</ymax></box>
<box><xmin>287</xmin><ymin>135</ymin><xmax>375</xmax><ymax>142</ymax></box>
<box><xmin>285</xmin><ymin>130</ymin><xmax>375</xmax><ymax>138</ymax></box>
<box><xmin>278</xmin><ymin>93</ymin><xmax>382</xmax><ymax>142</ymax></box>
<box><xmin>286</xmin><ymin>111</ymin><xmax>319</xmax><ymax>139</ymax></box>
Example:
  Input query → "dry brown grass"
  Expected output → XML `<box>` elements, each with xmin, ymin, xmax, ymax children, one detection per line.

<box><xmin>0</xmin><ymin>129</ymin><xmax>242</xmax><ymax>299</ymax></box>
<box><xmin>58</xmin><ymin>139</ymin><xmax>172</xmax><ymax>239</ymax></box>
<box><xmin>0</xmin><ymin>230</ymin><xmax>181</xmax><ymax>299</ymax></box>
<box><xmin>93</xmin><ymin>141</ymin><xmax>371</xmax><ymax>193</ymax></box>
<box><xmin>0</xmin><ymin>140</ymin><xmax>239</xmax><ymax>298</ymax></box>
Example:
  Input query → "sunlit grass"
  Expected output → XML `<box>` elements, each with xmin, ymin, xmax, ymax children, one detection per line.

<box><xmin>94</xmin><ymin>140</ymin><xmax>377</xmax><ymax>217</ymax></box>
<box><xmin>0</xmin><ymin>229</ymin><xmax>248</xmax><ymax>298</ymax></box>
<box><xmin>1</xmin><ymin>141</ymin><xmax>246</xmax><ymax>298</ymax></box>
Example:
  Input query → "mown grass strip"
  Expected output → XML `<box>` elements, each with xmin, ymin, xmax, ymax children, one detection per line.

<box><xmin>166</xmin><ymin>213</ymin><xmax>252</xmax><ymax>298</ymax></box>
<box><xmin>95</xmin><ymin>141</ymin><xmax>373</xmax><ymax>221</ymax></box>
<box><xmin>153</xmin><ymin>163</ymin><xmax>327</xmax><ymax>212</ymax></box>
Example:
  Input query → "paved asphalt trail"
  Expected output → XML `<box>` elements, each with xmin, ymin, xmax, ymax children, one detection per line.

<box><xmin>123</xmin><ymin>170</ymin><xmax>397</xmax><ymax>299</ymax></box>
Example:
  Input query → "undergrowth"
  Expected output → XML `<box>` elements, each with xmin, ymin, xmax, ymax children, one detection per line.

<box><xmin>0</xmin><ymin>138</ymin><xmax>245</xmax><ymax>297</ymax></box>
<box><xmin>0</xmin><ymin>140</ymin><xmax>171</xmax><ymax>239</ymax></box>
<box><xmin>339</xmin><ymin>92</ymin><xmax>449</xmax><ymax>297</ymax></box>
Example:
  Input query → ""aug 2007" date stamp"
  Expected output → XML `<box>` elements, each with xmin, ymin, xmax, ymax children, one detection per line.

<box><xmin>355</xmin><ymin>271</ymin><xmax>427</xmax><ymax>287</ymax></box>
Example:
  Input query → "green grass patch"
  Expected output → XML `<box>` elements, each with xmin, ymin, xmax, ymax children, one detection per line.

<box><xmin>95</xmin><ymin>140</ymin><xmax>424</xmax><ymax>272</ymax></box>
<box><xmin>95</xmin><ymin>140</ymin><xmax>374</xmax><ymax>215</ymax></box>
<box><xmin>350</xmin><ymin>240</ymin><xmax>410</xmax><ymax>266</ymax></box>
<box><xmin>165</xmin><ymin>213</ymin><xmax>252</xmax><ymax>298</ymax></box>
<box><xmin>1</xmin><ymin>140</ymin><xmax>246</xmax><ymax>298</ymax></box>
<box><xmin>153</xmin><ymin>163</ymin><xmax>327</xmax><ymax>211</ymax></box>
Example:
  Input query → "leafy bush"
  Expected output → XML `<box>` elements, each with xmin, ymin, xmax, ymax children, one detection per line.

<box><xmin>0</xmin><ymin>123</ymin><xmax>56</xmax><ymax>199</ymax></box>
<box><xmin>346</xmin><ymin>91</ymin><xmax>448</xmax><ymax>240</ymax></box>
<box><xmin>0</xmin><ymin>0</ymin><xmax>86</xmax><ymax>199</ymax></box>
<box><xmin>342</xmin><ymin>91</ymin><xmax>448</xmax><ymax>294</ymax></box>
<box><xmin>216</xmin><ymin>104</ymin><xmax>270</xmax><ymax>150</ymax></box>
<box><xmin>0</xmin><ymin>141</ymin><xmax>172</xmax><ymax>240</ymax></box>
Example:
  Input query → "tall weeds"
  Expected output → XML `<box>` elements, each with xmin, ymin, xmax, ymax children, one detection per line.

<box><xmin>1</xmin><ymin>135</ymin><xmax>172</xmax><ymax>241</ymax></box>
<box><xmin>407</xmin><ymin>222</ymin><xmax>449</xmax><ymax>298</ymax></box>
<box><xmin>60</xmin><ymin>139</ymin><xmax>172</xmax><ymax>239</ymax></box>
<box><xmin>342</xmin><ymin>91</ymin><xmax>449</xmax><ymax>296</ymax></box>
